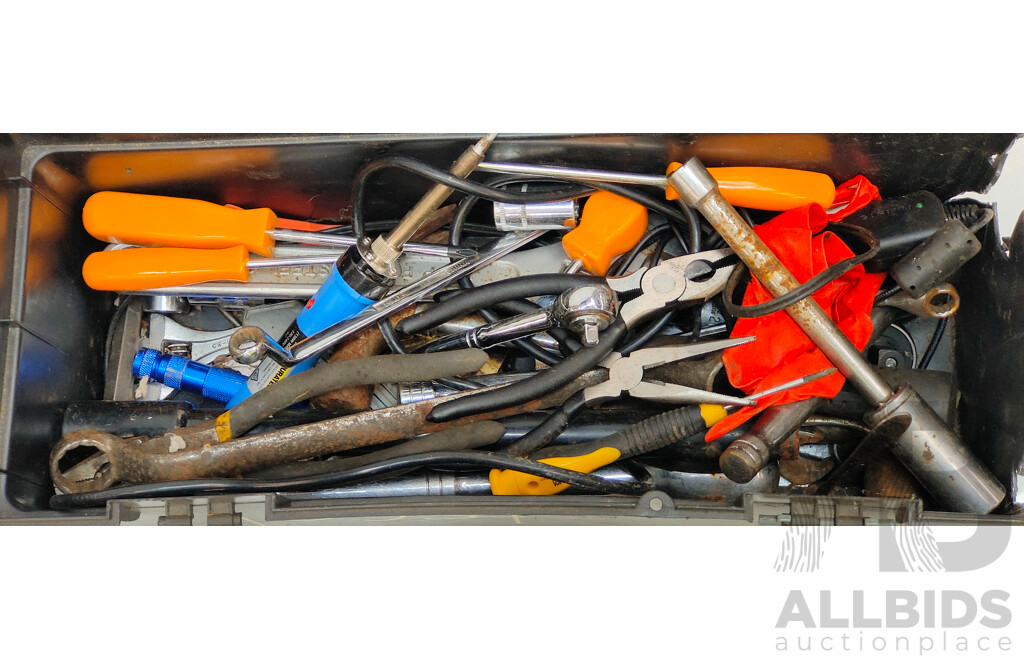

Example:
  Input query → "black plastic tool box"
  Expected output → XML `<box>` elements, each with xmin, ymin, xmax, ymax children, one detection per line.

<box><xmin>1</xmin><ymin>133</ymin><xmax>1021</xmax><ymax>525</ymax></box>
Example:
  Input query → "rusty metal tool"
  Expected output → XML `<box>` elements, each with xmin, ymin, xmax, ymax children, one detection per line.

<box><xmin>50</xmin><ymin>369</ymin><xmax>608</xmax><ymax>493</ymax></box>
<box><xmin>668</xmin><ymin>157</ymin><xmax>1005</xmax><ymax>514</ymax></box>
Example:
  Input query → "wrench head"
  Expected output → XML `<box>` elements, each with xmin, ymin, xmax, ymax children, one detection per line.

<box><xmin>50</xmin><ymin>430</ymin><xmax>126</xmax><ymax>494</ymax></box>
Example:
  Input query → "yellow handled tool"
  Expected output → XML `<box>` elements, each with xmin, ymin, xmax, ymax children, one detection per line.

<box><xmin>490</xmin><ymin>404</ymin><xmax>728</xmax><ymax>495</ymax></box>
<box><xmin>490</xmin><ymin>368</ymin><xmax>836</xmax><ymax>495</ymax></box>
<box><xmin>81</xmin><ymin>246</ymin><xmax>340</xmax><ymax>291</ymax></box>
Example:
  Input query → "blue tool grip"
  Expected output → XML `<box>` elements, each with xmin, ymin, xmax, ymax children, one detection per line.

<box><xmin>225</xmin><ymin>264</ymin><xmax>378</xmax><ymax>409</ymax></box>
<box><xmin>133</xmin><ymin>349</ymin><xmax>249</xmax><ymax>405</ymax></box>
<box><xmin>295</xmin><ymin>265</ymin><xmax>375</xmax><ymax>337</ymax></box>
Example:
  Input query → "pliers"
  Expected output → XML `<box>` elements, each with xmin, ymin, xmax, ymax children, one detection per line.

<box><xmin>607</xmin><ymin>247</ymin><xmax>736</xmax><ymax>329</ymax></box>
<box><xmin>583</xmin><ymin>336</ymin><xmax>756</xmax><ymax>407</ymax></box>
<box><xmin>426</xmin><ymin>248</ymin><xmax>740</xmax><ymax>423</ymax></box>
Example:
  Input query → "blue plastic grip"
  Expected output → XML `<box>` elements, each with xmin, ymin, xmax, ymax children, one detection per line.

<box><xmin>132</xmin><ymin>349</ymin><xmax>250</xmax><ymax>404</ymax></box>
<box><xmin>295</xmin><ymin>266</ymin><xmax>375</xmax><ymax>337</ymax></box>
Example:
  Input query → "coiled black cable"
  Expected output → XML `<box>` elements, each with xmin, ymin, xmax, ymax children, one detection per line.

<box><xmin>874</xmin><ymin>284</ymin><xmax>902</xmax><ymax>304</ymax></box>
<box><xmin>49</xmin><ymin>450</ymin><xmax>645</xmax><ymax>509</ymax></box>
<box><xmin>944</xmin><ymin>202</ymin><xmax>995</xmax><ymax>233</ymax></box>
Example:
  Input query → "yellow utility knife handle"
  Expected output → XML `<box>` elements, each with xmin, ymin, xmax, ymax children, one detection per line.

<box><xmin>489</xmin><ymin>446</ymin><xmax>622</xmax><ymax>496</ymax></box>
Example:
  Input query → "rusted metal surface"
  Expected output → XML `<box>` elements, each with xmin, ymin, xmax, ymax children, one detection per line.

<box><xmin>864</xmin><ymin>450</ymin><xmax>926</xmax><ymax>499</ymax></box>
<box><xmin>409</xmin><ymin>205</ymin><xmax>456</xmax><ymax>242</ymax></box>
<box><xmin>779</xmin><ymin>429</ymin><xmax>836</xmax><ymax>485</ymax></box>
<box><xmin>51</xmin><ymin>371</ymin><xmax>607</xmax><ymax>492</ymax></box>
<box><xmin>879</xmin><ymin>283</ymin><xmax>960</xmax><ymax>319</ymax></box>
<box><xmin>311</xmin><ymin>306</ymin><xmax>417</xmax><ymax>414</ymax></box>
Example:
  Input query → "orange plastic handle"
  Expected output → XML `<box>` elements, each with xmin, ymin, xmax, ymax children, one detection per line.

<box><xmin>664</xmin><ymin>164</ymin><xmax>836</xmax><ymax>211</ymax></box>
<box><xmin>82</xmin><ymin>246</ymin><xmax>251</xmax><ymax>291</ymax></box>
<box><xmin>561</xmin><ymin>192</ymin><xmax>648</xmax><ymax>276</ymax></box>
<box><xmin>83</xmin><ymin>192</ymin><xmax>278</xmax><ymax>257</ymax></box>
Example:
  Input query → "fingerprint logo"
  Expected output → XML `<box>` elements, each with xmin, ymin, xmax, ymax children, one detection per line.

<box><xmin>774</xmin><ymin>526</ymin><xmax>833</xmax><ymax>572</ymax></box>
<box><xmin>773</xmin><ymin>518</ymin><xmax>1009</xmax><ymax>573</ymax></box>
<box><xmin>891</xmin><ymin>521</ymin><xmax>945</xmax><ymax>572</ymax></box>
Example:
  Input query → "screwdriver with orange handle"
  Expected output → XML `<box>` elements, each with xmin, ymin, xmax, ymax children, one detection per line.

<box><xmin>477</xmin><ymin>162</ymin><xmax>836</xmax><ymax>212</ymax></box>
<box><xmin>489</xmin><ymin>368</ymin><xmax>835</xmax><ymax>496</ymax></box>
<box><xmin>560</xmin><ymin>191</ymin><xmax>648</xmax><ymax>276</ymax></box>
<box><xmin>81</xmin><ymin>245</ymin><xmax>345</xmax><ymax>291</ymax></box>
<box><xmin>82</xmin><ymin>191</ymin><xmax>474</xmax><ymax>259</ymax></box>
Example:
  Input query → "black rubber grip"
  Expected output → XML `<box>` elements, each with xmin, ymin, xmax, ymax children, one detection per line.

<box><xmin>426</xmin><ymin>319</ymin><xmax>627</xmax><ymax>423</ymax></box>
<box><xmin>397</xmin><ymin>274</ymin><xmax>605</xmax><ymax>335</ymax></box>
<box><xmin>530</xmin><ymin>404</ymin><xmax>710</xmax><ymax>461</ymax></box>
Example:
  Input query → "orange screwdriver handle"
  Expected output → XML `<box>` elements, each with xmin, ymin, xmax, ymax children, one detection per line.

<box><xmin>82</xmin><ymin>245</ymin><xmax>251</xmax><ymax>291</ymax></box>
<box><xmin>83</xmin><ymin>192</ymin><xmax>278</xmax><ymax>256</ymax></box>
<box><xmin>664</xmin><ymin>164</ymin><xmax>836</xmax><ymax>211</ymax></box>
<box><xmin>561</xmin><ymin>192</ymin><xmax>648</xmax><ymax>276</ymax></box>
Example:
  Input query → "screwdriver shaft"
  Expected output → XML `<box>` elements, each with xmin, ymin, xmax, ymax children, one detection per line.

<box><xmin>270</xmin><ymin>229</ymin><xmax>475</xmax><ymax>259</ymax></box>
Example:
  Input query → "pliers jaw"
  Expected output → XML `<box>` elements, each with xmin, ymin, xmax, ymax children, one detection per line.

<box><xmin>607</xmin><ymin>248</ymin><xmax>736</xmax><ymax>328</ymax></box>
<box><xmin>583</xmin><ymin>336</ymin><xmax>756</xmax><ymax>406</ymax></box>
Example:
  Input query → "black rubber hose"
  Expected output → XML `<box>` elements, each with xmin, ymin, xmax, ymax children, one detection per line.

<box><xmin>617</xmin><ymin>310</ymin><xmax>675</xmax><ymax>356</ymax></box>
<box><xmin>582</xmin><ymin>182</ymin><xmax>699</xmax><ymax>252</ymax></box>
<box><xmin>398</xmin><ymin>274</ymin><xmax>605</xmax><ymax>335</ymax></box>
<box><xmin>223</xmin><ymin>350</ymin><xmax>487</xmax><ymax>439</ymax></box>
<box><xmin>427</xmin><ymin>319</ymin><xmax>628</xmax><ymax>423</ymax></box>
<box><xmin>874</xmin><ymin>284</ymin><xmax>902</xmax><ymax>304</ymax></box>
<box><xmin>377</xmin><ymin>318</ymin><xmax>482</xmax><ymax>391</ymax></box>
<box><xmin>918</xmin><ymin>317</ymin><xmax>948</xmax><ymax>370</ymax></box>
<box><xmin>49</xmin><ymin>450</ymin><xmax>645</xmax><ymax>509</ymax></box>
<box><xmin>502</xmin><ymin>391</ymin><xmax>588</xmax><ymax>457</ymax></box>
<box><xmin>351</xmin><ymin>156</ymin><xmax>592</xmax><ymax>238</ymax></box>
<box><xmin>244</xmin><ymin>421</ymin><xmax>506</xmax><ymax>479</ymax></box>
<box><xmin>611</xmin><ymin>224</ymin><xmax>673</xmax><ymax>276</ymax></box>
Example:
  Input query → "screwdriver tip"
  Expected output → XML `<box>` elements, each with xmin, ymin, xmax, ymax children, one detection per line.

<box><xmin>474</xmin><ymin>134</ymin><xmax>498</xmax><ymax>156</ymax></box>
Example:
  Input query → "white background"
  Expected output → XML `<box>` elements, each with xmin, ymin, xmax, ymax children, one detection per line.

<box><xmin>2</xmin><ymin>2</ymin><xmax>1023</xmax><ymax>658</ymax></box>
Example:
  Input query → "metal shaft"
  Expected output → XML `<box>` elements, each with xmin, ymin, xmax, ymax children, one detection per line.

<box><xmin>370</xmin><ymin>134</ymin><xmax>496</xmax><ymax>269</ymax></box>
<box><xmin>270</xmin><ymin>230</ymin><xmax>476</xmax><ymax>259</ymax></box>
<box><xmin>478</xmin><ymin>161</ymin><xmax>666</xmax><ymax>188</ymax></box>
<box><xmin>668</xmin><ymin>159</ymin><xmax>893</xmax><ymax>405</ymax></box>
